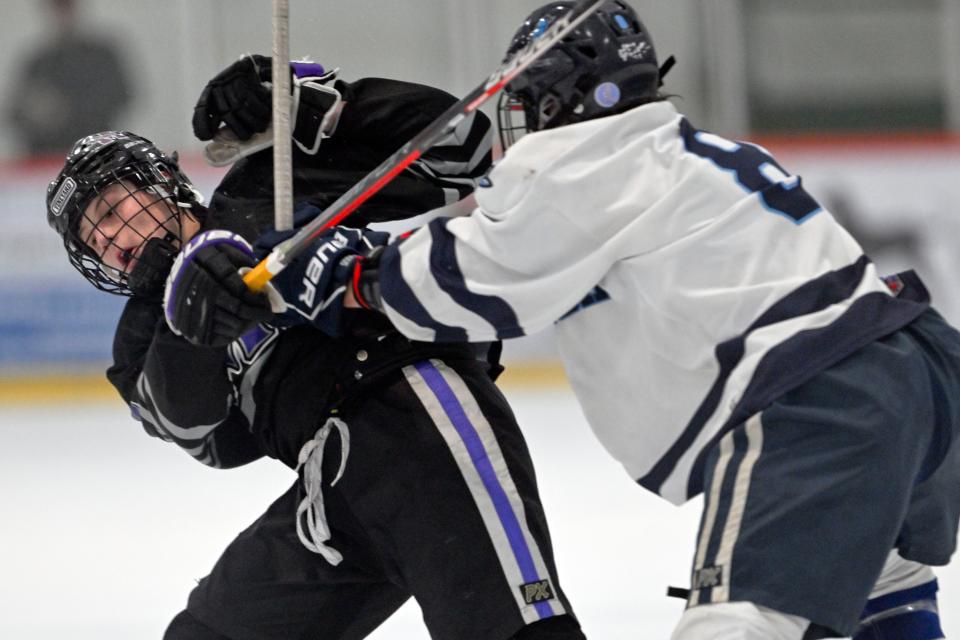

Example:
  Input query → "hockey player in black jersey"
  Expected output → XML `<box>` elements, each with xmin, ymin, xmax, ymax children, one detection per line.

<box><xmin>45</xmin><ymin>57</ymin><xmax>585</xmax><ymax>640</ymax></box>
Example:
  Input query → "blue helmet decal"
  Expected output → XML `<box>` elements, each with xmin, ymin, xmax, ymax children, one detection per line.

<box><xmin>594</xmin><ymin>82</ymin><xmax>621</xmax><ymax>108</ymax></box>
<box><xmin>532</xmin><ymin>17</ymin><xmax>550</xmax><ymax>39</ymax></box>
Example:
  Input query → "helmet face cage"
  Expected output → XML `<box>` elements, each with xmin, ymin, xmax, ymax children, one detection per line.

<box><xmin>496</xmin><ymin>93</ymin><xmax>529</xmax><ymax>151</ymax></box>
<box><xmin>497</xmin><ymin>1</ymin><xmax>660</xmax><ymax>151</ymax></box>
<box><xmin>47</xmin><ymin>132</ymin><xmax>201</xmax><ymax>296</ymax></box>
<box><xmin>66</xmin><ymin>175</ymin><xmax>182</xmax><ymax>295</ymax></box>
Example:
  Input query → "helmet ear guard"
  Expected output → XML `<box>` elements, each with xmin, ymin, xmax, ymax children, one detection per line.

<box><xmin>46</xmin><ymin>131</ymin><xmax>203</xmax><ymax>296</ymax></box>
<box><xmin>497</xmin><ymin>0</ymin><xmax>671</xmax><ymax>151</ymax></box>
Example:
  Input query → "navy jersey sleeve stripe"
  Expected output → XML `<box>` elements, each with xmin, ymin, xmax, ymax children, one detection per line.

<box><xmin>427</xmin><ymin>219</ymin><xmax>526</xmax><ymax>340</ymax></box>
<box><xmin>379</xmin><ymin>241</ymin><xmax>469</xmax><ymax>342</ymax></box>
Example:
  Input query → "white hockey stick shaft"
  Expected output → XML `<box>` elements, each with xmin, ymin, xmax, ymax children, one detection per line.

<box><xmin>272</xmin><ymin>0</ymin><xmax>293</xmax><ymax>231</ymax></box>
<box><xmin>244</xmin><ymin>0</ymin><xmax>606</xmax><ymax>291</ymax></box>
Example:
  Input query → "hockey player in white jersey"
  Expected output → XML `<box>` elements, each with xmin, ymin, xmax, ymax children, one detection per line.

<box><xmin>171</xmin><ymin>2</ymin><xmax>960</xmax><ymax>638</ymax></box>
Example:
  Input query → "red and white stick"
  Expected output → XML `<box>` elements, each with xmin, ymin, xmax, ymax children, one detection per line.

<box><xmin>244</xmin><ymin>0</ymin><xmax>605</xmax><ymax>291</ymax></box>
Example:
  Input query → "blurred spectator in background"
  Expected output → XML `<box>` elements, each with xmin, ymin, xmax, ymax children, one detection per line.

<box><xmin>5</xmin><ymin>0</ymin><xmax>132</xmax><ymax>157</ymax></box>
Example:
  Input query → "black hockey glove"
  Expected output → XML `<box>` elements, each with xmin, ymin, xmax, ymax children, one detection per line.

<box><xmin>255</xmin><ymin>215</ymin><xmax>390</xmax><ymax>337</ymax></box>
<box><xmin>163</xmin><ymin>231</ymin><xmax>277</xmax><ymax>347</ymax></box>
<box><xmin>193</xmin><ymin>54</ymin><xmax>273</xmax><ymax>141</ymax></box>
<box><xmin>193</xmin><ymin>54</ymin><xmax>341</xmax><ymax>155</ymax></box>
<box><xmin>126</xmin><ymin>236</ymin><xmax>179</xmax><ymax>298</ymax></box>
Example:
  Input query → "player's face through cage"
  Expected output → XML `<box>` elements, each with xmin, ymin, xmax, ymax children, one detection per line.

<box><xmin>68</xmin><ymin>179</ymin><xmax>183</xmax><ymax>293</ymax></box>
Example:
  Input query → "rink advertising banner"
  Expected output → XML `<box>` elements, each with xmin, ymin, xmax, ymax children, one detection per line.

<box><xmin>2</xmin><ymin>141</ymin><xmax>960</xmax><ymax>373</ymax></box>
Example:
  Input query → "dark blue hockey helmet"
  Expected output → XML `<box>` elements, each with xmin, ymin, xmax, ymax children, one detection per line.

<box><xmin>46</xmin><ymin>131</ymin><xmax>202</xmax><ymax>295</ymax></box>
<box><xmin>498</xmin><ymin>1</ymin><xmax>664</xmax><ymax>149</ymax></box>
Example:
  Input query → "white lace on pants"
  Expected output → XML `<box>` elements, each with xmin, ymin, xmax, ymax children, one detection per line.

<box><xmin>295</xmin><ymin>416</ymin><xmax>350</xmax><ymax>565</ymax></box>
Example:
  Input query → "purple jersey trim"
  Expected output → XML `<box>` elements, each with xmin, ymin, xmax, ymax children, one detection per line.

<box><xmin>291</xmin><ymin>61</ymin><xmax>325</xmax><ymax>79</ymax></box>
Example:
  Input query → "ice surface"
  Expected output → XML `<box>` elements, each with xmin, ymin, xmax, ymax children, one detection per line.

<box><xmin>1</xmin><ymin>387</ymin><xmax>957</xmax><ymax>639</ymax></box>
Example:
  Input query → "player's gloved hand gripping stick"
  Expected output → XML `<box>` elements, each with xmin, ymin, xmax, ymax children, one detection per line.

<box><xmin>241</xmin><ymin>0</ymin><xmax>608</xmax><ymax>294</ymax></box>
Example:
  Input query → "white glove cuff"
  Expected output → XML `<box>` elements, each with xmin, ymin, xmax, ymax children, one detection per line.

<box><xmin>291</xmin><ymin>78</ymin><xmax>344</xmax><ymax>155</ymax></box>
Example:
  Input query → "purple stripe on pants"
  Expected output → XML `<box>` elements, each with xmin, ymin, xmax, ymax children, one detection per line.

<box><xmin>414</xmin><ymin>361</ymin><xmax>554</xmax><ymax>620</ymax></box>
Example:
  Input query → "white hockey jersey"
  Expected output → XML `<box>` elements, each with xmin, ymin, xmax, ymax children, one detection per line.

<box><xmin>376</xmin><ymin>101</ymin><xmax>929</xmax><ymax>504</ymax></box>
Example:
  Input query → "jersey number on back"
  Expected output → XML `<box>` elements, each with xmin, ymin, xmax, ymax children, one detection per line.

<box><xmin>680</xmin><ymin>119</ymin><xmax>821</xmax><ymax>224</ymax></box>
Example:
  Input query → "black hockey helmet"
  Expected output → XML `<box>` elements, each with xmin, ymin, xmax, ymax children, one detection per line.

<box><xmin>498</xmin><ymin>1</ymin><xmax>664</xmax><ymax>149</ymax></box>
<box><xmin>46</xmin><ymin>131</ymin><xmax>202</xmax><ymax>295</ymax></box>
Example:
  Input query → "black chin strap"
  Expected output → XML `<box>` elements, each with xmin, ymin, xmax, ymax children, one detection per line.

<box><xmin>658</xmin><ymin>55</ymin><xmax>676</xmax><ymax>87</ymax></box>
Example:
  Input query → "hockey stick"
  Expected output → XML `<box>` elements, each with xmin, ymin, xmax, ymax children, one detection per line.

<box><xmin>272</xmin><ymin>0</ymin><xmax>293</xmax><ymax>231</ymax></box>
<box><xmin>243</xmin><ymin>0</ymin><xmax>606</xmax><ymax>292</ymax></box>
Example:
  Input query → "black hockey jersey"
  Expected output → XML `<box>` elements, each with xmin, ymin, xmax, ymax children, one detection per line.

<box><xmin>106</xmin><ymin>77</ymin><xmax>495</xmax><ymax>469</ymax></box>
